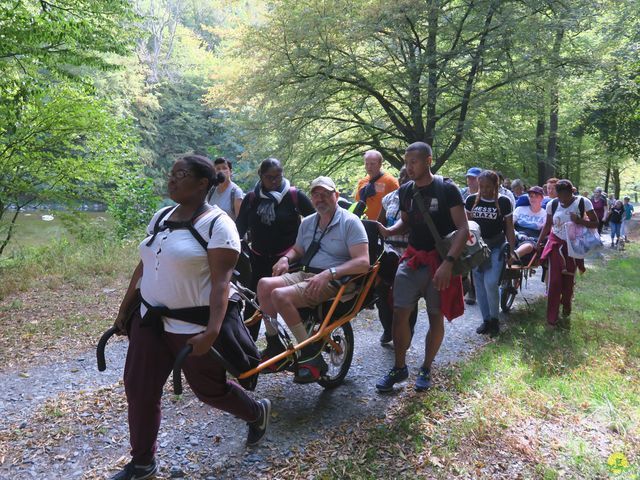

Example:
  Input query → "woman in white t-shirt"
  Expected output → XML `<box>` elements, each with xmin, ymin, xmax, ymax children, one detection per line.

<box><xmin>108</xmin><ymin>155</ymin><xmax>270</xmax><ymax>480</ymax></box>
<box><xmin>536</xmin><ymin>179</ymin><xmax>598</xmax><ymax>328</ymax></box>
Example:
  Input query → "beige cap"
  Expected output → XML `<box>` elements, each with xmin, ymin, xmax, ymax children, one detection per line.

<box><xmin>310</xmin><ymin>176</ymin><xmax>337</xmax><ymax>192</ymax></box>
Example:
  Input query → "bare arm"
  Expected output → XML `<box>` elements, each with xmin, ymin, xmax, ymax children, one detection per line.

<box><xmin>187</xmin><ymin>248</ymin><xmax>238</xmax><ymax>356</ymax></box>
<box><xmin>233</xmin><ymin>196</ymin><xmax>243</xmax><ymax>219</ymax></box>
<box><xmin>379</xmin><ymin>210</ymin><xmax>410</xmax><ymax>237</ymax></box>
<box><xmin>536</xmin><ymin>214</ymin><xmax>553</xmax><ymax>248</ymax></box>
<box><xmin>272</xmin><ymin>243</ymin><xmax>305</xmax><ymax>276</ymax></box>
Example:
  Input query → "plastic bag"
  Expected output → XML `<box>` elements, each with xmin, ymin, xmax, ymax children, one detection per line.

<box><xmin>565</xmin><ymin>222</ymin><xmax>603</xmax><ymax>259</ymax></box>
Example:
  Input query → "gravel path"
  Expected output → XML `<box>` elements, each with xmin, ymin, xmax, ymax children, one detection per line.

<box><xmin>0</xmin><ymin>273</ymin><xmax>548</xmax><ymax>479</ymax></box>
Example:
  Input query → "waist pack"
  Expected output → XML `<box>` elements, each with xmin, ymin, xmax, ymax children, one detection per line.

<box><xmin>412</xmin><ymin>187</ymin><xmax>490</xmax><ymax>276</ymax></box>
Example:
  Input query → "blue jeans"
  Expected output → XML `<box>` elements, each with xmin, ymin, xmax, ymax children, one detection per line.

<box><xmin>472</xmin><ymin>246</ymin><xmax>504</xmax><ymax>321</ymax></box>
<box><xmin>610</xmin><ymin>222</ymin><xmax>622</xmax><ymax>241</ymax></box>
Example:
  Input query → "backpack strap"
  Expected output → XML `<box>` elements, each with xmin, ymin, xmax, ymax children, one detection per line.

<box><xmin>145</xmin><ymin>206</ymin><xmax>174</xmax><ymax>247</ymax></box>
<box><xmin>551</xmin><ymin>197</ymin><xmax>585</xmax><ymax>218</ymax></box>
<box><xmin>207</xmin><ymin>213</ymin><xmax>224</xmax><ymax>240</ymax></box>
<box><xmin>289</xmin><ymin>186</ymin><xmax>299</xmax><ymax>213</ymax></box>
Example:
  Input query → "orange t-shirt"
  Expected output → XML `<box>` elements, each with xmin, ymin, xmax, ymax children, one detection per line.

<box><xmin>355</xmin><ymin>172</ymin><xmax>399</xmax><ymax>220</ymax></box>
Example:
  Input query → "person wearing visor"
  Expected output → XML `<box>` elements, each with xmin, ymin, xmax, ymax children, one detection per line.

<box><xmin>256</xmin><ymin>176</ymin><xmax>369</xmax><ymax>383</ymax></box>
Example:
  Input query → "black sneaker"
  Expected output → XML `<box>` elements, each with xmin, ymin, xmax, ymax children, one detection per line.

<box><xmin>260</xmin><ymin>334</ymin><xmax>286</xmax><ymax>360</ymax></box>
<box><xmin>487</xmin><ymin>318</ymin><xmax>500</xmax><ymax>337</ymax></box>
<box><xmin>375</xmin><ymin>365</ymin><xmax>409</xmax><ymax>392</ymax></box>
<box><xmin>465</xmin><ymin>292</ymin><xmax>476</xmax><ymax>305</ymax></box>
<box><xmin>110</xmin><ymin>459</ymin><xmax>158</xmax><ymax>480</ymax></box>
<box><xmin>476</xmin><ymin>320</ymin><xmax>490</xmax><ymax>334</ymax></box>
<box><xmin>379</xmin><ymin>331</ymin><xmax>392</xmax><ymax>345</ymax></box>
<box><xmin>247</xmin><ymin>398</ymin><xmax>271</xmax><ymax>446</ymax></box>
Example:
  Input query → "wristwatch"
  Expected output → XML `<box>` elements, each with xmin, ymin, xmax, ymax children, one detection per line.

<box><xmin>329</xmin><ymin>267</ymin><xmax>338</xmax><ymax>279</ymax></box>
<box><xmin>444</xmin><ymin>255</ymin><xmax>455</xmax><ymax>263</ymax></box>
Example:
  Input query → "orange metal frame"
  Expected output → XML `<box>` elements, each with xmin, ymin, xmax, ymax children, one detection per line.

<box><xmin>237</xmin><ymin>262</ymin><xmax>380</xmax><ymax>380</ymax></box>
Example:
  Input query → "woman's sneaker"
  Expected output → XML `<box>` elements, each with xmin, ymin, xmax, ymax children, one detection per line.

<box><xmin>110</xmin><ymin>459</ymin><xmax>158</xmax><ymax>480</ymax></box>
<box><xmin>375</xmin><ymin>365</ymin><xmax>409</xmax><ymax>392</ymax></box>
<box><xmin>247</xmin><ymin>398</ymin><xmax>271</xmax><ymax>446</ymax></box>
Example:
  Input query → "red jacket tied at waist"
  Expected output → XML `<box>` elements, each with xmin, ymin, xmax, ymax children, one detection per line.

<box><xmin>400</xmin><ymin>245</ymin><xmax>464</xmax><ymax>321</ymax></box>
<box><xmin>540</xmin><ymin>232</ymin><xmax>586</xmax><ymax>274</ymax></box>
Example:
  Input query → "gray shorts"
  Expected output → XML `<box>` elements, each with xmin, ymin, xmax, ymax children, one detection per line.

<box><xmin>393</xmin><ymin>260</ymin><xmax>441</xmax><ymax>314</ymax></box>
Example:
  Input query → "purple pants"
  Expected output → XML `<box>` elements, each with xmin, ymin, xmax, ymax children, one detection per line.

<box><xmin>124</xmin><ymin>310</ymin><xmax>260</xmax><ymax>464</ymax></box>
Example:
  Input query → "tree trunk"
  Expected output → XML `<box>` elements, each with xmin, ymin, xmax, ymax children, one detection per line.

<box><xmin>604</xmin><ymin>158</ymin><xmax>611</xmax><ymax>193</ymax></box>
<box><xmin>545</xmin><ymin>28</ymin><xmax>564</xmax><ymax>182</ymax></box>
<box><xmin>536</xmin><ymin>101</ymin><xmax>546</xmax><ymax>186</ymax></box>
<box><xmin>612</xmin><ymin>167</ymin><xmax>620</xmax><ymax>199</ymax></box>
<box><xmin>575</xmin><ymin>134</ymin><xmax>582</xmax><ymax>191</ymax></box>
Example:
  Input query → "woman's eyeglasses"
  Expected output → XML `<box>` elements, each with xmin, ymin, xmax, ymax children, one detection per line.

<box><xmin>168</xmin><ymin>169</ymin><xmax>192</xmax><ymax>180</ymax></box>
<box><xmin>262</xmin><ymin>173</ymin><xmax>283</xmax><ymax>182</ymax></box>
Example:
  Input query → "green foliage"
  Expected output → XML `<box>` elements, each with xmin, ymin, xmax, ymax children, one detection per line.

<box><xmin>0</xmin><ymin>0</ymin><xmax>139</xmax><ymax>255</ymax></box>
<box><xmin>107</xmin><ymin>172</ymin><xmax>161</xmax><ymax>240</ymax></box>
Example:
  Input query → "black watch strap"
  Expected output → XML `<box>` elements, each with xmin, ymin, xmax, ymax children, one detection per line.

<box><xmin>445</xmin><ymin>255</ymin><xmax>455</xmax><ymax>263</ymax></box>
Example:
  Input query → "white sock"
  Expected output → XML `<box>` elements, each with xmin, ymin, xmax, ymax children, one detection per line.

<box><xmin>290</xmin><ymin>322</ymin><xmax>309</xmax><ymax>344</ymax></box>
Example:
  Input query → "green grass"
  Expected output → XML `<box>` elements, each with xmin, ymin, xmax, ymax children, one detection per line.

<box><xmin>0</xmin><ymin>212</ymin><xmax>139</xmax><ymax>299</ymax></box>
<box><xmin>306</xmin><ymin>244</ymin><xmax>640</xmax><ymax>479</ymax></box>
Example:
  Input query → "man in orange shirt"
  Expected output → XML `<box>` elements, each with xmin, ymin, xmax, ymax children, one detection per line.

<box><xmin>355</xmin><ymin>150</ymin><xmax>399</xmax><ymax>220</ymax></box>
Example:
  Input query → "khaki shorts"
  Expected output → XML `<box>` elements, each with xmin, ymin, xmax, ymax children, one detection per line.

<box><xmin>280</xmin><ymin>271</ymin><xmax>354</xmax><ymax>308</ymax></box>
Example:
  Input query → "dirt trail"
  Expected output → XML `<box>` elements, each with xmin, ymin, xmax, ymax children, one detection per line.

<box><xmin>0</xmin><ymin>274</ymin><xmax>548</xmax><ymax>479</ymax></box>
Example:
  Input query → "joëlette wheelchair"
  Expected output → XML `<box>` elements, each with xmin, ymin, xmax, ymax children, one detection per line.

<box><xmin>97</xmin><ymin>220</ymin><xmax>384</xmax><ymax>393</ymax></box>
<box><xmin>499</xmin><ymin>241</ymin><xmax>547</xmax><ymax>313</ymax></box>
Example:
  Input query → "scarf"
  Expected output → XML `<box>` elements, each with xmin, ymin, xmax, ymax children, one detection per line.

<box><xmin>255</xmin><ymin>178</ymin><xmax>291</xmax><ymax>225</ymax></box>
<box><xmin>358</xmin><ymin>172</ymin><xmax>383</xmax><ymax>203</ymax></box>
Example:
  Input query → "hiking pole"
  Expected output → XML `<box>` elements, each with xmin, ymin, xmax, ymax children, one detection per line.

<box><xmin>96</xmin><ymin>326</ymin><xmax>119</xmax><ymax>371</ymax></box>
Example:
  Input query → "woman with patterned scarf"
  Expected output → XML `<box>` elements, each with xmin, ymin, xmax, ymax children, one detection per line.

<box><xmin>236</xmin><ymin>158</ymin><xmax>315</xmax><ymax>339</ymax></box>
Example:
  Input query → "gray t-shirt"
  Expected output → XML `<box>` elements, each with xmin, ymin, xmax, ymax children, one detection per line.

<box><xmin>207</xmin><ymin>182</ymin><xmax>244</xmax><ymax>220</ymax></box>
<box><xmin>295</xmin><ymin>207</ymin><xmax>368</xmax><ymax>270</ymax></box>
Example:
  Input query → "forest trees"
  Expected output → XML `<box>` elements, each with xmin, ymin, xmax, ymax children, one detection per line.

<box><xmin>0</xmin><ymin>0</ymin><xmax>138</xmax><ymax>254</ymax></box>
<box><xmin>211</xmin><ymin>0</ymin><xmax>638</xmax><ymax>191</ymax></box>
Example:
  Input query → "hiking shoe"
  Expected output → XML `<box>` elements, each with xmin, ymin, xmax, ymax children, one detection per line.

<box><xmin>375</xmin><ymin>365</ymin><xmax>409</xmax><ymax>392</ymax></box>
<box><xmin>293</xmin><ymin>353</ymin><xmax>328</xmax><ymax>384</ymax></box>
<box><xmin>487</xmin><ymin>318</ymin><xmax>500</xmax><ymax>337</ymax></box>
<box><xmin>415</xmin><ymin>367</ymin><xmax>432</xmax><ymax>392</ymax></box>
<box><xmin>464</xmin><ymin>292</ymin><xmax>476</xmax><ymax>305</ymax></box>
<box><xmin>476</xmin><ymin>320</ymin><xmax>490</xmax><ymax>335</ymax></box>
<box><xmin>110</xmin><ymin>459</ymin><xmax>158</xmax><ymax>480</ymax></box>
<box><xmin>260</xmin><ymin>334</ymin><xmax>286</xmax><ymax>360</ymax></box>
<box><xmin>247</xmin><ymin>398</ymin><xmax>271</xmax><ymax>446</ymax></box>
<box><xmin>379</xmin><ymin>331</ymin><xmax>392</xmax><ymax>345</ymax></box>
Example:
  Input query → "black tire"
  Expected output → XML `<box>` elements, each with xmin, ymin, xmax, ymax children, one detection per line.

<box><xmin>500</xmin><ymin>275</ymin><xmax>521</xmax><ymax>313</ymax></box>
<box><xmin>317</xmin><ymin>322</ymin><xmax>354</xmax><ymax>389</ymax></box>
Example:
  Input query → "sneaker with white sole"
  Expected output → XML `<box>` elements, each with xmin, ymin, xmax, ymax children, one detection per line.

<box><xmin>247</xmin><ymin>398</ymin><xmax>271</xmax><ymax>446</ymax></box>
